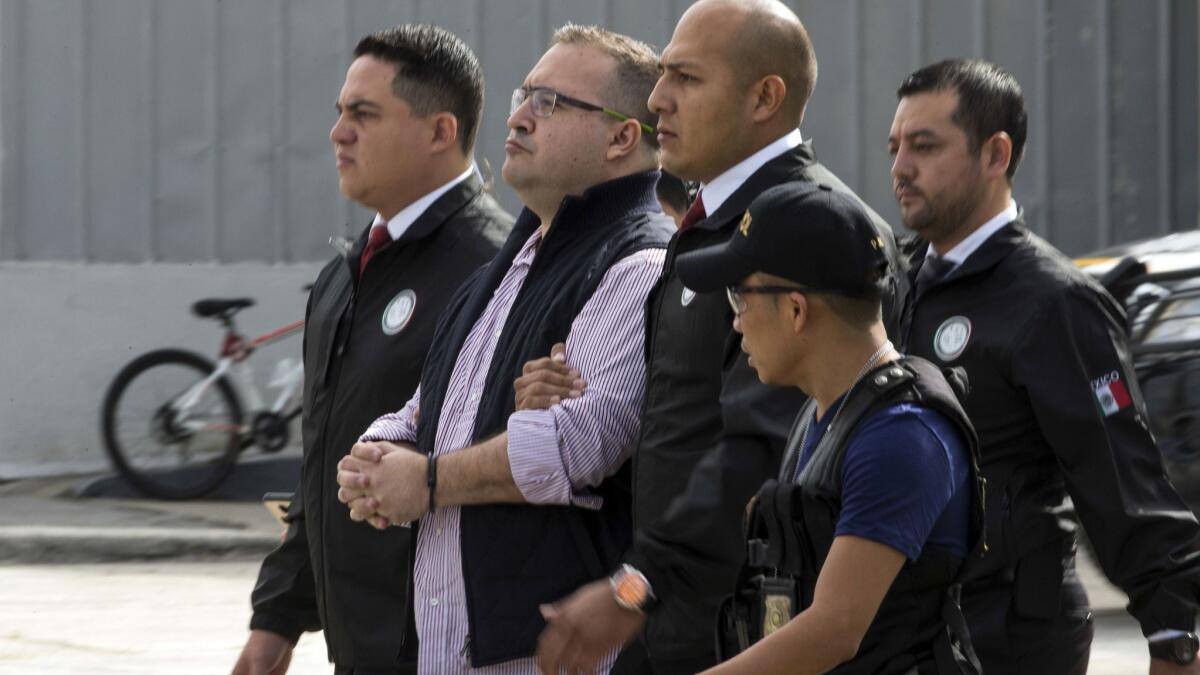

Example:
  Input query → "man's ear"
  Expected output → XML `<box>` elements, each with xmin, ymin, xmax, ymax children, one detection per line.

<box><xmin>750</xmin><ymin>75</ymin><xmax>787</xmax><ymax>124</ymax></box>
<box><xmin>788</xmin><ymin>291</ymin><xmax>809</xmax><ymax>334</ymax></box>
<box><xmin>981</xmin><ymin>131</ymin><xmax>1013</xmax><ymax>180</ymax></box>
<box><xmin>429</xmin><ymin>112</ymin><xmax>460</xmax><ymax>154</ymax></box>
<box><xmin>605</xmin><ymin>119</ymin><xmax>642</xmax><ymax>161</ymax></box>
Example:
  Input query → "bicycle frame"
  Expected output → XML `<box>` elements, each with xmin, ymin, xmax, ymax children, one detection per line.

<box><xmin>172</xmin><ymin>319</ymin><xmax>305</xmax><ymax>433</ymax></box>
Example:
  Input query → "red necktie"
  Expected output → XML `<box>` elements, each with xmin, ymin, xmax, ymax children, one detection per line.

<box><xmin>359</xmin><ymin>225</ymin><xmax>392</xmax><ymax>277</ymax></box>
<box><xmin>679</xmin><ymin>192</ymin><xmax>707</xmax><ymax>230</ymax></box>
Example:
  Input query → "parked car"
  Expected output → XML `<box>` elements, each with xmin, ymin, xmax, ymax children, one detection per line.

<box><xmin>1076</xmin><ymin>231</ymin><xmax>1200</xmax><ymax>506</ymax></box>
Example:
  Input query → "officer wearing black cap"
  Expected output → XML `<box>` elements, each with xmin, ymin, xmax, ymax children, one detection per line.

<box><xmin>676</xmin><ymin>182</ymin><xmax>983</xmax><ymax>675</ymax></box>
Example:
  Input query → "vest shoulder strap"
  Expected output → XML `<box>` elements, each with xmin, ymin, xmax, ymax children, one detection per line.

<box><xmin>796</xmin><ymin>362</ymin><xmax>919</xmax><ymax>491</ymax></box>
<box><xmin>778</xmin><ymin>402</ymin><xmax>815</xmax><ymax>482</ymax></box>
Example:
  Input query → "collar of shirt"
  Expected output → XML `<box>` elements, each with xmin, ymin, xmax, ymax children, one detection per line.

<box><xmin>371</xmin><ymin>164</ymin><xmax>476</xmax><ymax>240</ymax></box>
<box><xmin>516</xmin><ymin>226</ymin><xmax>543</xmax><ymax>264</ymax></box>
<box><xmin>698</xmin><ymin>128</ymin><xmax>803</xmax><ymax>214</ymax></box>
<box><xmin>929</xmin><ymin>198</ymin><xmax>1020</xmax><ymax>267</ymax></box>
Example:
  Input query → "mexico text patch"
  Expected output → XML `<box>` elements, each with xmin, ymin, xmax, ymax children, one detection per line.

<box><xmin>1092</xmin><ymin>370</ymin><xmax>1132</xmax><ymax>417</ymax></box>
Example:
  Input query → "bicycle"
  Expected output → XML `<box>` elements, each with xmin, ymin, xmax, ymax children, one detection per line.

<box><xmin>100</xmin><ymin>296</ymin><xmax>305</xmax><ymax>500</ymax></box>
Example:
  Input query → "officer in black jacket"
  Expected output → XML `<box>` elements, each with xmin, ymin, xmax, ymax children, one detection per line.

<box><xmin>889</xmin><ymin>58</ymin><xmax>1200</xmax><ymax>673</ymax></box>
<box><xmin>531</xmin><ymin>2</ymin><xmax>909</xmax><ymax>673</ymax></box>
<box><xmin>233</xmin><ymin>26</ymin><xmax>511</xmax><ymax>675</ymax></box>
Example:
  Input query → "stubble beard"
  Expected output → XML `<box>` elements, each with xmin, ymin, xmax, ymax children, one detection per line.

<box><xmin>902</xmin><ymin>171</ymin><xmax>987</xmax><ymax>249</ymax></box>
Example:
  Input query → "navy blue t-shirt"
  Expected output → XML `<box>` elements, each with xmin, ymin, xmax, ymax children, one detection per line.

<box><xmin>794</xmin><ymin>399</ymin><xmax>971</xmax><ymax>560</ymax></box>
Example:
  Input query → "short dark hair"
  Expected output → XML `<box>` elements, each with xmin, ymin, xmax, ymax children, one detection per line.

<box><xmin>551</xmin><ymin>24</ymin><xmax>661</xmax><ymax>148</ymax></box>
<box><xmin>811</xmin><ymin>293</ymin><xmax>883</xmax><ymax>329</ymax></box>
<box><xmin>760</xmin><ymin>272</ymin><xmax>884</xmax><ymax>330</ymax></box>
<box><xmin>354</xmin><ymin>25</ymin><xmax>484</xmax><ymax>154</ymax></box>
<box><xmin>656</xmin><ymin>172</ymin><xmax>690</xmax><ymax>214</ymax></box>
<box><xmin>897</xmin><ymin>58</ymin><xmax>1027</xmax><ymax>181</ymax></box>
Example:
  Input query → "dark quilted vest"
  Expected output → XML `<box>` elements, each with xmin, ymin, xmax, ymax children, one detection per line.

<box><xmin>415</xmin><ymin>170</ymin><xmax>673</xmax><ymax>666</ymax></box>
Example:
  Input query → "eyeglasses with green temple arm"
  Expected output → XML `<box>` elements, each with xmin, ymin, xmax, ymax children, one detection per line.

<box><xmin>511</xmin><ymin>86</ymin><xmax>656</xmax><ymax>136</ymax></box>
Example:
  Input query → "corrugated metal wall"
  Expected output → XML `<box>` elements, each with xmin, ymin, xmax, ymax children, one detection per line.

<box><xmin>1</xmin><ymin>0</ymin><xmax>1195</xmax><ymax>261</ymax></box>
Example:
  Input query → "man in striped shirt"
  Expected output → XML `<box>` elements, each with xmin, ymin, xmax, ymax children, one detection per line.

<box><xmin>334</xmin><ymin>25</ymin><xmax>673</xmax><ymax>674</ymax></box>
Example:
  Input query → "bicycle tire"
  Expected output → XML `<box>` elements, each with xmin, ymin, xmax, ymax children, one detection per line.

<box><xmin>101</xmin><ymin>349</ymin><xmax>244</xmax><ymax>500</ymax></box>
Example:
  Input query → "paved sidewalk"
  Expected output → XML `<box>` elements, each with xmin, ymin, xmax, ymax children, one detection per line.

<box><xmin>0</xmin><ymin>561</ymin><xmax>333</xmax><ymax>675</ymax></box>
<box><xmin>0</xmin><ymin>472</ymin><xmax>1134</xmax><ymax>616</ymax></box>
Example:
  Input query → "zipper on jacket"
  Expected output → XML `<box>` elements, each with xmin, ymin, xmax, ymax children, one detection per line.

<box><xmin>323</xmin><ymin>289</ymin><xmax>354</xmax><ymax>382</ymax></box>
<box><xmin>460</xmin><ymin>634</ymin><xmax>472</xmax><ymax>666</ymax></box>
<box><xmin>632</xmin><ymin>233</ymin><xmax>681</xmax><ymax>530</ymax></box>
<box><xmin>315</xmin><ymin>286</ymin><xmax>356</xmax><ymax>655</ymax></box>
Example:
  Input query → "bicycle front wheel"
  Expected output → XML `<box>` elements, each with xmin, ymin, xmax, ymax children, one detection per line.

<box><xmin>101</xmin><ymin>349</ymin><xmax>244</xmax><ymax>500</ymax></box>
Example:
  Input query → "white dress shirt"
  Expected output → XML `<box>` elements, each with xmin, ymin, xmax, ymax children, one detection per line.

<box><xmin>698</xmin><ymin>128</ymin><xmax>804</xmax><ymax>214</ymax></box>
<box><xmin>929</xmin><ymin>199</ymin><xmax>1020</xmax><ymax>269</ymax></box>
<box><xmin>371</xmin><ymin>165</ymin><xmax>476</xmax><ymax>241</ymax></box>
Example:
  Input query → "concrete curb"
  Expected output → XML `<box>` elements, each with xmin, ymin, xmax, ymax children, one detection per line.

<box><xmin>0</xmin><ymin>465</ymin><xmax>296</xmax><ymax>564</ymax></box>
<box><xmin>0</xmin><ymin>524</ymin><xmax>279</xmax><ymax>564</ymax></box>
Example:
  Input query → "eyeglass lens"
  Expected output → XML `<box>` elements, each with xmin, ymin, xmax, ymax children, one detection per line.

<box><xmin>511</xmin><ymin>88</ymin><xmax>556</xmax><ymax>117</ymax></box>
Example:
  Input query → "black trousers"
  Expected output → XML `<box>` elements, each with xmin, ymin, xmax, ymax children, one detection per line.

<box><xmin>962</xmin><ymin>565</ymin><xmax>1094</xmax><ymax>675</ymax></box>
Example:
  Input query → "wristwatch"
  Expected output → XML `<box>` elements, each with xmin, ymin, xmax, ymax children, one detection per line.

<box><xmin>610</xmin><ymin>564</ymin><xmax>656</xmax><ymax>613</ymax></box>
<box><xmin>1149</xmin><ymin>630</ymin><xmax>1199</xmax><ymax>665</ymax></box>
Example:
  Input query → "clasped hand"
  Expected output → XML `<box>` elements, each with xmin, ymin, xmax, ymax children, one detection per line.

<box><xmin>336</xmin><ymin>441</ymin><xmax>428</xmax><ymax>529</ymax></box>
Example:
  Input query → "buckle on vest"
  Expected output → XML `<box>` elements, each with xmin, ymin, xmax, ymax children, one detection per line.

<box><xmin>747</xmin><ymin>538</ymin><xmax>771</xmax><ymax>568</ymax></box>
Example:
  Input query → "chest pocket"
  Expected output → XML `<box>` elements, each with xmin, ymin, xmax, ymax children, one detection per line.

<box><xmin>716</xmin><ymin>479</ymin><xmax>815</xmax><ymax>661</ymax></box>
<box><xmin>661</xmin><ymin>274</ymin><xmax>731</xmax><ymax>361</ymax></box>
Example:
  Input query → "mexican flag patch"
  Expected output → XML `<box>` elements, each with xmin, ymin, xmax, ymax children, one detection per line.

<box><xmin>1092</xmin><ymin>370</ymin><xmax>1132</xmax><ymax>417</ymax></box>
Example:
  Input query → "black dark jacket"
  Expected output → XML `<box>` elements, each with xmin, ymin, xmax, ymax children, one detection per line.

<box><xmin>248</xmin><ymin>173</ymin><xmax>511</xmax><ymax>667</ymax></box>
<box><xmin>901</xmin><ymin>219</ymin><xmax>1200</xmax><ymax>639</ymax></box>
<box><xmin>412</xmin><ymin>170</ymin><xmax>673</xmax><ymax>666</ymax></box>
<box><xmin>624</xmin><ymin>140</ymin><xmax>909</xmax><ymax>665</ymax></box>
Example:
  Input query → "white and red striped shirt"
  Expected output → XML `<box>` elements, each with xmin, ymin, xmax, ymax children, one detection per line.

<box><xmin>362</xmin><ymin>228</ymin><xmax>665</xmax><ymax>674</ymax></box>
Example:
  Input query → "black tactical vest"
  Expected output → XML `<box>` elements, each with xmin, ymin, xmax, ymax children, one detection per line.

<box><xmin>718</xmin><ymin>357</ymin><xmax>985</xmax><ymax>674</ymax></box>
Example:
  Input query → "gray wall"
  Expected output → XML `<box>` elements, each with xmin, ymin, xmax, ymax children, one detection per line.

<box><xmin>0</xmin><ymin>262</ymin><xmax>321</xmax><ymax>477</ymax></box>
<box><xmin>0</xmin><ymin>0</ymin><xmax>1196</xmax><ymax>474</ymax></box>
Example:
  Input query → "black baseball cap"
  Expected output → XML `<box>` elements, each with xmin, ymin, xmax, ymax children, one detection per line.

<box><xmin>676</xmin><ymin>181</ymin><xmax>889</xmax><ymax>296</ymax></box>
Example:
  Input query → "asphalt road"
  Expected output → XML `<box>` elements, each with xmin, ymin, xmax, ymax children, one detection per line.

<box><xmin>0</xmin><ymin>560</ymin><xmax>1154</xmax><ymax>674</ymax></box>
